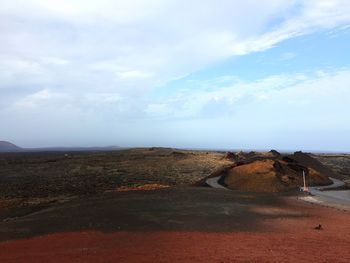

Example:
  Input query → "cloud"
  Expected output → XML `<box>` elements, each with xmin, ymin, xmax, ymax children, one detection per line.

<box><xmin>1</xmin><ymin>1</ymin><xmax>350</xmax><ymax>148</ymax></box>
<box><xmin>1</xmin><ymin>67</ymin><xmax>349</xmax><ymax>149</ymax></box>
<box><xmin>1</xmin><ymin>0</ymin><xmax>350</xmax><ymax>97</ymax></box>
<box><xmin>144</xmin><ymin>68</ymin><xmax>350</xmax><ymax>127</ymax></box>
<box><xmin>14</xmin><ymin>89</ymin><xmax>71</xmax><ymax>108</ymax></box>
<box><xmin>279</xmin><ymin>52</ymin><xmax>297</xmax><ymax>61</ymax></box>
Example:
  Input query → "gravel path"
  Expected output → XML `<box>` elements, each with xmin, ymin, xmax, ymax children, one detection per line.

<box><xmin>300</xmin><ymin>178</ymin><xmax>350</xmax><ymax>210</ymax></box>
<box><xmin>205</xmin><ymin>176</ymin><xmax>228</xmax><ymax>190</ymax></box>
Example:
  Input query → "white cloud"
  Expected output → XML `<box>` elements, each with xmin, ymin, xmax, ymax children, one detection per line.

<box><xmin>144</xmin><ymin>68</ymin><xmax>350</xmax><ymax>125</ymax></box>
<box><xmin>0</xmin><ymin>0</ymin><xmax>167</xmax><ymax>25</ymax></box>
<box><xmin>1</xmin><ymin>1</ymin><xmax>350</xmax><ymax>148</ymax></box>
<box><xmin>1</xmin><ymin>0</ymin><xmax>350</xmax><ymax>97</ymax></box>
<box><xmin>40</xmin><ymin>57</ymin><xmax>70</xmax><ymax>66</ymax></box>
<box><xmin>116</xmin><ymin>70</ymin><xmax>153</xmax><ymax>80</ymax></box>
<box><xmin>15</xmin><ymin>89</ymin><xmax>70</xmax><ymax>108</ymax></box>
<box><xmin>279</xmin><ymin>52</ymin><xmax>297</xmax><ymax>61</ymax></box>
<box><xmin>145</xmin><ymin>103</ymin><xmax>172</xmax><ymax>117</ymax></box>
<box><xmin>1</xmin><ymin>67</ymin><xmax>349</xmax><ymax>149</ymax></box>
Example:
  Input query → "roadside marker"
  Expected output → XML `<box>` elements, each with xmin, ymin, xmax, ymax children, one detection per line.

<box><xmin>303</xmin><ymin>170</ymin><xmax>309</xmax><ymax>192</ymax></box>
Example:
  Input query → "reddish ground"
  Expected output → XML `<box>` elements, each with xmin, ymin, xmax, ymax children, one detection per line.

<box><xmin>0</xmin><ymin>199</ymin><xmax>349</xmax><ymax>263</ymax></box>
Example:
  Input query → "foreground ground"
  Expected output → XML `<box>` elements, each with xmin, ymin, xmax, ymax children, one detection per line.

<box><xmin>0</xmin><ymin>187</ymin><xmax>350</xmax><ymax>262</ymax></box>
<box><xmin>1</xmin><ymin>149</ymin><xmax>350</xmax><ymax>262</ymax></box>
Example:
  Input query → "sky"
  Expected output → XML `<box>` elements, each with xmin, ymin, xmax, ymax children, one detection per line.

<box><xmin>1</xmin><ymin>0</ymin><xmax>350</xmax><ymax>152</ymax></box>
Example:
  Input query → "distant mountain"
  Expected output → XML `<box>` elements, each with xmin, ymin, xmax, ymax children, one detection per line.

<box><xmin>0</xmin><ymin>141</ymin><xmax>22</xmax><ymax>152</ymax></box>
<box><xmin>27</xmin><ymin>146</ymin><xmax>124</xmax><ymax>152</ymax></box>
<box><xmin>0</xmin><ymin>141</ymin><xmax>124</xmax><ymax>153</ymax></box>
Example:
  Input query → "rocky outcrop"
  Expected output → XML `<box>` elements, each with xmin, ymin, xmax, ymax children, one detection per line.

<box><xmin>221</xmin><ymin>151</ymin><xmax>334</xmax><ymax>192</ymax></box>
<box><xmin>269</xmin><ymin>149</ymin><xmax>282</xmax><ymax>157</ymax></box>
<box><xmin>287</xmin><ymin>151</ymin><xmax>339</xmax><ymax>178</ymax></box>
<box><xmin>223</xmin><ymin>151</ymin><xmax>235</xmax><ymax>160</ymax></box>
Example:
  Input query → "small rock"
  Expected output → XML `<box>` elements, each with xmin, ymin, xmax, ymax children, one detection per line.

<box><xmin>314</xmin><ymin>224</ymin><xmax>323</xmax><ymax>230</ymax></box>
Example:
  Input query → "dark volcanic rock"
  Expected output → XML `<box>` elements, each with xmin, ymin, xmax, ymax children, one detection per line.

<box><xmin>223</xmin><ymin>152</ymin><xmax>235</xmax><ymax>159</ymax></box>
<box><xmin>269</xmin><ymin>149</ymin><xmax>281</xmax><ymax>157</ymax></box>
<box><xmin>288</xmin><ymin>151</ymin><xmax>340</xmax><ymax>178</ymax></box>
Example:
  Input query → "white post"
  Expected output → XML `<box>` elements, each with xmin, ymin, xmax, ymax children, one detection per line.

<box><xmin>303</xmin><ymin>170</ymin><xmax>308</xmax><ymax>192</ymax></box>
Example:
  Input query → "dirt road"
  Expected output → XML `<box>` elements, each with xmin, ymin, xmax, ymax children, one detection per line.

<box><xmin>301</xmin><ymin>177</ymin><xmax>350</xmax><ymax>210</ymax></box>
<box><xmin>205</xmin><ymin>176</ymin><xmax>228</xmax><ymax>189</ymax></box>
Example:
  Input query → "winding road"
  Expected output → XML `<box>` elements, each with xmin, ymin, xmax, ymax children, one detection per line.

<box><xmin>205</xmin><ymin>176</ymin><xmax>228</xmax><ymax>190</ymax></box>
<box><xmin>303</xmin><ymin>178</ymin><xmax>350</xmax><ymax>207</ymax></box>
<box><xmin>206</xmin><ymin>174</ymin><xmax>350</xmax><ymax>209</ymax></box>
<box><xmin>309</xmin><ymin>177</ymin><xmax>345</xmax><ymax>191</ymax></box>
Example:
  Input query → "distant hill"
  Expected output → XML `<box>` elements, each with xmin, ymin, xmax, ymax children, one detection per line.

<box><xmin>27</xmin><ymin>146</ymin><xmax>124</xmax><ymax>152</ymax></box>
<box><xmin>0</xmin><ymin>141</ymin><xmax>123</xmax><ymax>153</ymax></box>
<box><xmin>0</xmin><ymin>141</ymin><xmax>22</xmax><ymax>152</ymax></box>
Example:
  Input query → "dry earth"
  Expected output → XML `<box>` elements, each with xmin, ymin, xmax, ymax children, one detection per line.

<box><xmin>315</xmin><ymin>154</ymin><xmax>350</xmax><ymax>180</ymax></box>
<box><xmin>0</xmin><ymin>148</ymin><xmax>232</xmax><ymax>212</ymax></box>
<box><xmin>0</xmin><ymin>188</ymin><xmax>349</xmax><ymax>263</ymax></box>
<box><xmin>1</xmin><ymin>149</ymin><xmax>349</xmax><ymax>262</ymax></box>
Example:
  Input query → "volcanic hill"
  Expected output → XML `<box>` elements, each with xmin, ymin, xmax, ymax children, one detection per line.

<box><xmin>216</xmin><ymin>150</ymin><xmax>335</xmax><ymax>192</ymax></box>
<box><xmin>0</xmin><ymin>141</ymin><xmax>21</xmax><ymax>152</ymax></box>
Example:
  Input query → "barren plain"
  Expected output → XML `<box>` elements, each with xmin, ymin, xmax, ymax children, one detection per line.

<box><xmin>0</xmin><ymin>148</ymin><xmax>349</xmax><ymax>262</ymax></box>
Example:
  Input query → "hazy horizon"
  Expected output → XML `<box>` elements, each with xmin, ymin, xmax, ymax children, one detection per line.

<box><xmin>1</xmin><ymin>1</ymin><xmax>350</xmax><ymax>152</ymax></box>
<box><xmin>3</xmin><ymin>140</ymin><xmax>350</xmax><ymax>154</ymax></box>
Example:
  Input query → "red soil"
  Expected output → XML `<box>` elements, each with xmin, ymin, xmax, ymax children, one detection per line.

<box><xmin>0</xmin><ymin>199</ymin><xmax>349</xmax><ymax>263</ymax></box>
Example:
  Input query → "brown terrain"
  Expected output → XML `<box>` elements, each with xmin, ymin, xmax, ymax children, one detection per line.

<box><xmin>0</xmin><ymin>148</ymin><xmax>231</xmax><ymax>212</ymax></box>
<box><xmin>0</xmin><ymin>147</ymin><xmax>349</xmax><ymax>262</ymax></box>
<box><xmin>315</xmin><ymin>153</ymin><xmax>350</xmax><ymax>180</ymax></box>
<box><xmin>220</xmin><ymin>151</ymin><xmax>333</xmax><ymax>192</ymax></box>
